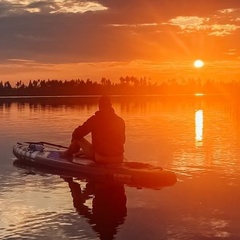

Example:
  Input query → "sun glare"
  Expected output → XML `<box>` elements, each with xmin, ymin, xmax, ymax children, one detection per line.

<box><xmin>194</xmin><ymin>59</ymin><xmax>204</xmax><ymax>68</ymax></box>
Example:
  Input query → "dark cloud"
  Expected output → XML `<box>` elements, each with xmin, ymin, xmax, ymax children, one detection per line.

<box><xmin>26</xmin><ymin>1</ymin><xmax>60</xmax><ymax>13</ymax></box>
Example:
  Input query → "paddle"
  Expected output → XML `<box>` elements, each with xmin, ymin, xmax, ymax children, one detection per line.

<box><xmin>25</xmin><ymin>141</ymin><xmax>68</xmax><ymax>149</ymax></box>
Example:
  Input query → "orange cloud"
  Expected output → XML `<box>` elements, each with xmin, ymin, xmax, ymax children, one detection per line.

<box><xmin>165</xmin><ymin>15</ymin><xmax>240</xmax><ymax>36</ymax></box>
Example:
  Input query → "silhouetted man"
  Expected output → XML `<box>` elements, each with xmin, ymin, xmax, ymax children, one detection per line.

<box><xmin>63</xmin><ymin>95</ymin><xmax>125</xmax><ymax>164</ymax></box>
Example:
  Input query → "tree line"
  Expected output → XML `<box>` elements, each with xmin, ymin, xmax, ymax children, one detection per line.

<box><xmin>0</xmin><ymin>77</ymin><xmax>240</xmax><ymax>96</ymax></box>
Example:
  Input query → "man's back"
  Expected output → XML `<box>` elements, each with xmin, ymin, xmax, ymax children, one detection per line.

<box><xmin>68</xmin><ymin>95</ymin><xmax>125</xmax><ymax>163</ymax></box>
<box><xmin>91</xmin><ymin>108</ymin><xmax>125</xmax><ymax>157</ymax></box>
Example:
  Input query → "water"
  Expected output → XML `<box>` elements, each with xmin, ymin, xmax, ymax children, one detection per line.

<box><xmin>1</xmin><ymin>95</ymin><xmax>240</xmax><ymax>240</ymax></box>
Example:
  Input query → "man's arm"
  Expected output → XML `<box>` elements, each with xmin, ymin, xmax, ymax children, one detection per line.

<box><xmin>72</xmin><ymin>116</ymin><xmax>95</xmax><ymax>141</ymax></box>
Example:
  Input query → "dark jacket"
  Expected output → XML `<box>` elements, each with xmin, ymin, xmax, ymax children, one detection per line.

<box><xmin>72</xmin><ymin>108</ymin><xmax>125</xmax><ymax>157</ymax></box>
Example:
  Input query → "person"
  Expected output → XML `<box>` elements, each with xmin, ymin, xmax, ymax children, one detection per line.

<box><xmin>62</xmin><ymin>95</ymin><xmax>125</xmax><ymax>164</ymax></box>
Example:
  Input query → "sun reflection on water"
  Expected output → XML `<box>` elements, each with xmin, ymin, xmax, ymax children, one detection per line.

<box><xmin>195</xmin><ymin>109</ymin><xmax>203</xmax><ymax>147</ymax></box>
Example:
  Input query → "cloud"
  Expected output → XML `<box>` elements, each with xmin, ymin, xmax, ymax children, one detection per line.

<box><xmin>0</xmin><ymin>0</ymin><xmax>239</xmax><ymax>77</ymax></box>
<box><xmin>209</xmin><ymin>24</ymin><xmax>240</xmax><ymax>36</ymax></box>
<box><xmin>27</xmin><ymin>1</ymin><xmax>108</xmax><ymax>14</ymax></box>
<box><xmin>218</xmin><ymin>8</ymin><xmax>237</xmax><ymax>14</ymax></box>
<box><xmin>0</xmin><ymin>1</ymin><xmax>108</xmax><ymax>16</ymax></box>
<box><xmin>165</xmin><ymin>16</ymin><xmax>210</xmax><ymax>31</ymax></box>
<box><xmin>224</xmin><ymin>49</ymin><xmax>237</xmax><ymax>56</ymax></box>
<box><xmin>165</xmin><ymin>10</ymin><xmax>240</xmax><ymax>36</ymax></box>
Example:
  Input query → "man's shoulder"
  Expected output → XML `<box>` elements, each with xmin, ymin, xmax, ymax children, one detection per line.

<box><xmin>95</xmin><ymin>110</ymin><xmax>124</xmax><ymax>121</ymax></box>
<box><xmin>114</xmin><ymin>114</ymin><xmax>125</xmax><ymax>125</ymax></box>
<box><xmin>115</xmin><ymin>114</ymin><xmax>124</xmax><ymax>120</ymax></box>
<box><xmin>83</xmin><ymin>114</ymin><xmax>96</xmax><ymax>124</ymax></box>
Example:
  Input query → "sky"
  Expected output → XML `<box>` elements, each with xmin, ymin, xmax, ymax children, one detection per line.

<box><xmin>0</xmin><ymin>0</ymin><xmax>240</xmax><ymax>85</ymax></box>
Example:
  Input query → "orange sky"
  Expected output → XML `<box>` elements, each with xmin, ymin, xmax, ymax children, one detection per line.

<box><xmin>0</xmin><ymin>0</ymin><xmax>240</xmax><ymax>85</ymax></box>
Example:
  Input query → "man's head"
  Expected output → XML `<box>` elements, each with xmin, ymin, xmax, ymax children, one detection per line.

<box><xmin>98</xmin><ymin>95</ymin><xmax>112</xmax><ymax>110</ymax></box>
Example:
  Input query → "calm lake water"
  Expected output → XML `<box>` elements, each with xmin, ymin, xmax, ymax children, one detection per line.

<box><xmin>1</xmin><ymin>95</ymin><xmax>240</xmax><ymax>240</ymax></box>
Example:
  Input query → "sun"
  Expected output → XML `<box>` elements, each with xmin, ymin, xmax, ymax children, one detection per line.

<box><xmin>194</xmin><ymin>59</ymin><xmax>204</xmax><ymax>68</ymax></box>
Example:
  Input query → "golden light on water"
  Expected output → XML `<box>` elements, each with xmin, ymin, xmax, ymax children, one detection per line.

<box><xmin>195</xmin><ymin>109</ymin><xmax>203</xmax><ymax>146</ymax></box>
<box><xmin>194</xmin><ymin>93</ymin><xmax>204</xmax><ymax>96</ymax></box>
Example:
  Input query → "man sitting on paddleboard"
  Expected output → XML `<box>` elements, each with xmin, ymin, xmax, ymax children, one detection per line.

<box><xmin>62</xmin><ymin>95</ymin><xmax>125</xmax><ymax>164</ymax></box>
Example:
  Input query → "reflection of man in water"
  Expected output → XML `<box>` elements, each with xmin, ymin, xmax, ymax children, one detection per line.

<box><xmin>63</xmin><ymin>177</ymin><xmax>127</xmax><ymax>240</ymax></box>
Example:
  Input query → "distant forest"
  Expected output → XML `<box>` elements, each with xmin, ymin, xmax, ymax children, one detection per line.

<box><xmin>0</xmin><ymin>77</ymin><xmax>240</xmax><ymax>96</ymax></box>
